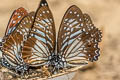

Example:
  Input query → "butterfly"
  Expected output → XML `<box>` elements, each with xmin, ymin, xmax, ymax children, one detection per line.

<box><xmin>0</xmin><ymin>7</ymin><xmax>35</xmax><ymax>74</ymax></box>
<box><xmin>0</xmin><ymin>0</ymin><xmax>102</xmax><ymax>76</ymax></box>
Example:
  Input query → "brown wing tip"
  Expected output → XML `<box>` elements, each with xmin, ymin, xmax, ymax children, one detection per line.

<box><xmin>16</xmin><ymin>7</ymin><xmax>28</xmax><ymax>14</ymax></box>
<box><xmin>17</xmin><ymin>7</ymin><xmax>26</xmax><ymax>10</ymax></box>
<box><xmin>39</xmin><ymin>0</ymin><xmax>48</xmax><ymax>7</ymax></box>
<box><xmin>68</xmin><ymin>5</ymin><xmax>81</xmax><ymax>10</ymax></box>
<box><xmin>64</xmin><ymin>5</ymin><xmax>83</xmax><ymax>15</ymax></box>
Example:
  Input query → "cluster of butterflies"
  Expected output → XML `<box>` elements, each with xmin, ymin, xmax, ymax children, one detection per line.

<box><xmin>0</xmin><ymin>0</ymin><xmax>102</xmax><ymax>76</ymax></box>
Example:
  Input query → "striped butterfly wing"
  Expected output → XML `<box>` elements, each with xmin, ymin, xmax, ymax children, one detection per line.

<box><xmin>1</xmin><ymin>12</ymin><xmax>35</xmax><ymax>72</ymax></box>
<box><xmin>22</xmin><ymin>0</ymin><xmax>56</xmax><ymax>67</ymax></box>
<box><xmin>57</xmin><ymin>5</ymin><xmax>102</xmax><ymax>67</ymax></box>
<box><xmin>5</xmin><ymin>7</ymin><xmax>28</xmax><ymax>36</ymax></box>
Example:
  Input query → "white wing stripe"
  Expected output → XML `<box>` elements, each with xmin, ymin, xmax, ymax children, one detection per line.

<box><xmin>34</xmin><ymin>34</ymin><xmax>46</xmax><ymax>43</ymax></box>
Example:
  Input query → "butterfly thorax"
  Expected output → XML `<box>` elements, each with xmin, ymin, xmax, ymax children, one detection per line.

<box><xmin>48</xmin><ymin>53</ymin><xmax>66</xmax><ymax>73</ymax></box>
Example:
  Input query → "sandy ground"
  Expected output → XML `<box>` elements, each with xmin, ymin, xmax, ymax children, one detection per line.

<box><xmin>0</xmin><ymin>0</ymin><xmax>120</xmax><ymax>80</ymax></box>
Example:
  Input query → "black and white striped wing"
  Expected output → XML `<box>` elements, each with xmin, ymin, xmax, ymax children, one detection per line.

<box><xmin>1</xmin><ymin>12</ymin><xmax>34</xmax><ymax>71</ymax></box>
<box><xmin>57</xmin><ymin>5</ymin><xmax>102</xmax><ymax>67</ymax></box>
<box><xmin>22</xmin><ymin>0</ymin><xmax>56</xmax><ymax>67</ymax></box>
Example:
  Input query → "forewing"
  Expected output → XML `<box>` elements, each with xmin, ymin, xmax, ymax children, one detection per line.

<box><xmin>22</xmin><ymin>0</ymin><xmax>56</xmax><ymax>66</ymax></box>
<box><xmin>5</xmin><ymin>7</ymin><xmax>28</xmax><ymax>36</ymax></box>
<box><xmin>57</xmin><ymin>5</ymin><xmax>102</xmax><ymax>67</ymax></box>
<box><xmin>1</xmin><ymin>12</ymin><xmax>34</xmax><ymax>68</ymax></box>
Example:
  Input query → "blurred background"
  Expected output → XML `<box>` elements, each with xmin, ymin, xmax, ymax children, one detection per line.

<box><xmin>0</xmin><ymin>0</ymin><xmax>120</xmax><ymax>80</ymax></box>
